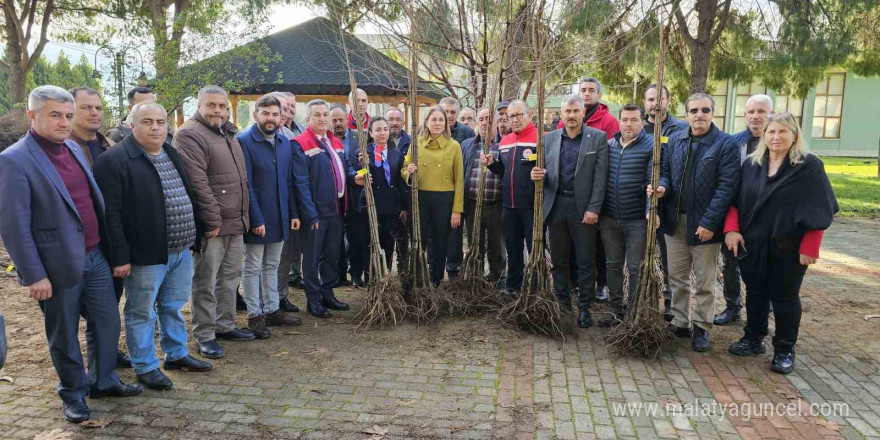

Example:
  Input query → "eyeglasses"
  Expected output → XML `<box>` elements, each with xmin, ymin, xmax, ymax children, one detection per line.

<box><xmin>508</xmin><ymin>112</ymin><xmax>526</xmax><ymax>120</ymax></box>
<box><xmin>688</xmin><ymin>107</ymin><xmax>713</xmax><ymax>115</ymax></box>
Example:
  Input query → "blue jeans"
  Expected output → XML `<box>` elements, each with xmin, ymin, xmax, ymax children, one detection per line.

<box><xmin>123</xmin><ymin>250</ymin><xmax>193</xmax><ymax>375</ymax></box>
<box><xmin>42</xmin><ymin>248</ymin><xmax>121</xmax><ymax>403</ymax></box>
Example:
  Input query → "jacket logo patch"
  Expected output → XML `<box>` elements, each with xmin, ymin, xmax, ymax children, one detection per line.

<box><xmin>305</xmin><ymin>148</ymin><xmax>324</xmax><ymax>157</ymax></box>
<box><xmin>522</xmin><ymin>149</ymin><xmax>533</xmax><ymax>159</ymax></box>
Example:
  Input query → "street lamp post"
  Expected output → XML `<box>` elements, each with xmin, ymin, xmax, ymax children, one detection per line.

<box><xmin>92</xmin><ymin>45</ymin><xmax>148</xmax><ymax>119</ymax></box>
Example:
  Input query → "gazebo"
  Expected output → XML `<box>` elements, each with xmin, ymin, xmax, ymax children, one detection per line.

<box><xmin>181</xmin><ymin>17</ymin><xmax>446</xmax><ymax>126</ymax></box>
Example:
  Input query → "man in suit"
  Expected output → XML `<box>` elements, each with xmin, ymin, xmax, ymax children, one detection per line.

<box><xmin>0</xmin><ymin>86</ymin><xmax>142</xmax><ymax>423</ymax></box>
<box><xmin>332</xmin><ymin>104</ymin><xmax>365</xmax><ymax>287</ymax></box>
<box><xmin>531</xmin><ymin>94</ymin><xmax>609</xmax><ymax>328</ymax></box>
<box><xmin>294</xmin><ymin>99</ymin><xmax>351</xmax><ymax>317</ymax></box>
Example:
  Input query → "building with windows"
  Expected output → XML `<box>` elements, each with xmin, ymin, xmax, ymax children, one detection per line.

<box><xmin>704</xmin><ymin>71</ymin><xmax>879</xmax><ymax>157</ymax></box>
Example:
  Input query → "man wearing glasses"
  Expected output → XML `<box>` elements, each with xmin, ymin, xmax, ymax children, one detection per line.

<box><xmin>649</xmin><ymin>93</ymin><xmax>740</xmax><ymax>353</ymax></box>
<box><xmin>481</xmin><ymin>99</ymin><xmax>538</xmax><ymax>295</ymax></box>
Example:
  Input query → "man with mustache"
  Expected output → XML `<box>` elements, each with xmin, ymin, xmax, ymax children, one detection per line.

<box><xmin>67</xmin><ymin>86</ymin><xmax>133</xmax><ymax>369</ymax></box>
<box><xmin>95</xmin><ymin>101</ymin><xmax>212</xmax><ymax>391</ymax></box>
<box><xmin>642</xmin><ymin>83</ymin><xmax>689</xmax><ymax>321</ymax></box>
<box><xmin>174</xmin><ymin>86</ymin><xmax>253</xmax><ymax>360</ymax></box>
<box><xmin>651</xmin><ymin>93</ymin><xmax>740</xmax><ymax>352</ymax></box>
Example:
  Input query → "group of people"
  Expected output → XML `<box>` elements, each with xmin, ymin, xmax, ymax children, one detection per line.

<box><xmin>0</xmin><ymin>76</ymin><xmax>837</xmax><ymax>425</ymax></box>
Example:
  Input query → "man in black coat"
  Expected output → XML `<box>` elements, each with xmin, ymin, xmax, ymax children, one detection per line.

<box><xmin>653</xmin><ymin>93</ymin><xmax>741</xmax><ymax>352</ymax></box>
<box><xmin>94</xmin><ymin>102</ymin><xmax>212</xmax><ymax>391</ymax></box>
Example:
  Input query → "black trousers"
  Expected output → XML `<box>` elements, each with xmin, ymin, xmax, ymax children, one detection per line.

<box><xmin>741</xmin><ymin>249</ymin><xmax>806</xmax><ymax>353</ymax></box>
<box><xmin>446</xmin><ymin>223</ymin><xmax>463</xmax><ymax>276</ymax></box>
<box><xmin>338</xmin><ymin>223</ymin><xmax>349</xmax><ymax>283</ymax></box>
<box><xmin>502</xmin><ymin>207</ymin><xmax>533</xmax><ymax>291</ymax></box>
<box><xmin>346</xmin><ymin>211</ymin><xmax>370</xmax><ymax>280</ymax></box>
<box><xmin>570</xmin><ymin>236</ymin><xmax>607</xmax><ymax>289</ymax></box>
<box><xmin>547</xmin><ymin>196</ymin><xmax>598</xmax><ymax>309</ymax></box>
<box><xmin>373</xmin><ymin>213</ymin><xmax>399</xmax><ymax>273</ymax></box>
<box><xmin>420</xmin><ymin>191</ymin><xmax>454</xmax><ymax>285</ymax></box>
<box><xmin>464</xmin><ymin>202</ymin><xmax>506</xmax><ymax>280</ymax></box>
<box><xmin>658</xmin><ymin>234</ymin><xmax>672</xmax><ymax>303</ymax></box>
<box><xmin>721</xmin><ymin>246</ymin><xmax>743</xmax><ymax>311</ymax></box>
<box><xmin>302</xmin><ymin>214</ymin><xmax>344</xmax><ymax>303</ymax></box>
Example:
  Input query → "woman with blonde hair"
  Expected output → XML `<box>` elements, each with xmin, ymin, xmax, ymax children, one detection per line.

<box><xmin>403</xmin><ymin>106</ymin><xmax>464</xmax><ymax>286</ymax></box>
<box><xmin>723</xmin><ymin>113</ymin><xmax>838</xmax><ymax>374</ymax></box>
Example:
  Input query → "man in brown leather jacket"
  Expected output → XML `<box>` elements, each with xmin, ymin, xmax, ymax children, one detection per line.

<box><xmin>174</xmin><ymin>86</ymin><xmax>254</xmax><ymax>360</ymax></box>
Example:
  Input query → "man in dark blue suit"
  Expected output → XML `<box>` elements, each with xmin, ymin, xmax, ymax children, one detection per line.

<box><xmin>0</xmin><ymin>86</ymin><xmax>142</xmax><ymax>423</ymax></box>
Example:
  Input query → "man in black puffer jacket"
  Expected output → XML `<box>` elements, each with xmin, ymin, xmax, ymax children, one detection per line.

<box><xmin>598</xmin><ymin>104</ymin><xmax>663</xmax><ymax>327</ymax></box>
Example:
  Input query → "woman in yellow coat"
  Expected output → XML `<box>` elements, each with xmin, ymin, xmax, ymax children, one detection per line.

<box><xmin>403</xmin><ymin>106</ymin><xmax>464</xmax><ymax>286</ymax></box>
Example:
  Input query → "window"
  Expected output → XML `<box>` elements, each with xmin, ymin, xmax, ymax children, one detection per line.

<box><xmin>775</xmin><ymin>95</ymin><xmax>805</xmax><ymax>126</ymax></box>
<box><xmin>812</xmin><ymin>73</ymin><xmax>845</xmax><ymax>139</ymax></box>
<box><xmin>710</xmin><ymin>79</ymin><xmax>729</xmax><ymax>131</ymax></box>
<box><xmin>733</xmin><ymin>80</ymin><xmax>768</xmax><ymax>133</ymax></box>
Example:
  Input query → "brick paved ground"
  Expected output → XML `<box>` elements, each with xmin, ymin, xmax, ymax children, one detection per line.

<box><xmin>0</xmin><ymin>218</ymin><xmax>878</xmax><ymax>440</ymax></box>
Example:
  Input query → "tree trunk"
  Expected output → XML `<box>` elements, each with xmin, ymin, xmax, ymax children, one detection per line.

<box><xmin>3</xmin><ymin>18</ymin><xmax>27</xmax><ymax>118</ymax></box>
<box><xmin>688</xmin><ymin>42</ymin><xmax>711</xmax><ymax>94</ymax></box>
<box><xmin>501</xmin><ymin>5</ymin><xmax>529</xmax><ymax>100</ymax></box>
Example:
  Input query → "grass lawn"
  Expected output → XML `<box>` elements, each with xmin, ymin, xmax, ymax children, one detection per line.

<box><xmin>819</xmin><ymin>156</ymin><xmax>879</xmax><ymax>218</ymax></box>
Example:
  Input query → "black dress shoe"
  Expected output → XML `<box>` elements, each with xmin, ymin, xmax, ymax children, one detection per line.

<box><xmin>90</xmin><ymin>381</ymin><xmax>144</xmax><ymax>398</ymax></box>
<box><xmin>771</xmin><ymin>351</ymin><xmax>796</xmax><ymax>374</ymax></box>
<box><xmin>667</xmin><ymin>323</ymin><xmax>692</xmax><ymax>338</ymax></box>
<box><xmin>577</xmin><ymin>309</ymin><xmax>593</xmax><ymax>328</ymax></box>
<box><xmin>289</xmin><ymin>276</ymin><xmax>306</xmax><ymax>289</ymax></box>
<box><xmin>137</xmin><ymin>368</ymin><xmax>173</xmax><ymax>390</ymax></box>
<box><xmin>63</xmin><ymin>399</ymin><xmax>89</xmax><ymax>423</ymax></box>
<box><xmin>322</xmin><ymin>297</ymin><xmax>350</xmax><ymax>311</ymax></box>
<box><xmin>713</xmin><ymin>308</ymin><xmax>741</xmax><ymax>326</ymax></box>
<box><xmin>196</xmin><ymin>340</ymin><xmax>226</xmax><ymax>359</ymax></box>
<box><xmin>164</xmin><ymin>355</ymin><xmax>213</xmax><ymax>372</ymax></box>
<box><xmin>729</xmin><ymin>337</ymin><xmax>766</xmax><ymax>356</ymax></box>
<box><xmin>447</xmin><ymin>272</ymin><xmax>460</xmax><ymax>281</ymax></box>
<box><xmin>279</xmin><ymin>297</ymin><xmax>300</xmax><ymax>313</ymax></box>
<box><xmin>307</xmin><ymin>302</ymin><xmax>332</xmax><ymax>318</ymax></box>
<box><xmin>596</xmin><ymin>286</ymin><xmax>608</xmax><ymax>303</ymax></box>
<box><xmin>351</xmin><ymin>275</ymin><xmax>365</xmax><ymax>288</ymax></box>
<box><xmin>116</xmin><ymin>350</ymin><xmax>132</xmax><ymax>368</ymax></box>
<box><xmin>216</xmin><ymin>328</ymin><xmax>256</xmax><ymax>342</ymax></box>
<box><xmin>692</xmin><ymin>327</ymin><xmax>710</xmax><ymax>352</ymax></box>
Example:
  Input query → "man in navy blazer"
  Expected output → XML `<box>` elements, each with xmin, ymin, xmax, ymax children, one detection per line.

<box><xmin>0</xmin><ymin>86</ymin><xmax>142</xmax><ymax>423</ymax></box>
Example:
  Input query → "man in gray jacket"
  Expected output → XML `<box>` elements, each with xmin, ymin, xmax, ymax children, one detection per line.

<box><xmin>531</xmin><ymin>94</ymin><xmax>608</xmax><ymax>328</ymax></box>
<box><xmin>174</xmin><ymin>86</ymin><xmax>254</xmax><ymax>360</ymax></box>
